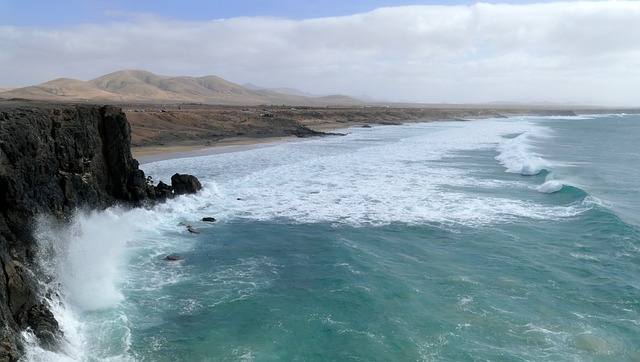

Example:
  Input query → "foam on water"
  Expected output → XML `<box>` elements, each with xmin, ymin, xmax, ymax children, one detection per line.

<box><xmin>25</xmin><ymin>115</ymin><xmax>632</xmax><ymax>360</ymax></box>
<box><xmin>25</xmin><ymin>200</ymin><xmax>202</xmax><ymax>361</ymax></box>
<box><xmin>535</xmin><ymin>171</ymin><xmax>569</xmax><ymax>194</ymax></box>
<box><xmin>35</xmin><ymin>209</ymin><xmax>136</xmax><ymax>311</ymax></box>
<box><xmin>536</xmin><ymin>180</ymin><xmax>564</xmax><ymax>194</ymax></box>
<box><xmin>143</xmin><ymin>119</ymin><xmax>588</xmax><ymax>227</ymax></box>
<box><xmin>494</xmin><ymin>126</ymin><xmax>552</xmax><ymax>176</ymax></box>
<box><xmin>25</xmin><ymin>209</ymin><xmax>136</xmax><ymax>361</ymax></box>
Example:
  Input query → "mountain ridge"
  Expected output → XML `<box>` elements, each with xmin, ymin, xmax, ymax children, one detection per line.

<box><xmin>0</xmin><ymin>70</ymin><xmax>365</xmax><ymax>106</ymax></box>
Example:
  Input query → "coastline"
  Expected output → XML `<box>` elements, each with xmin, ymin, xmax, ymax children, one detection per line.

<box><xmin>125</xmin><ymin>104</ymin><xmax>581</xmax><ymax>161</ymax></box>
<box><xmin>132</xmin><ymin>120</ymin><xmax>356</xmax><ymax>163</ymax></box>
<box><xmin>3</xmin><ymin>100</ymin><xmax>639</xmax><ymax>360</ymax></box>
<box><xmin>128</xmin><ymin>104</ymin><xmax>629</xmax><ymax>163</ymax></box>
<box><xmin>133</xmin><ymin>135</ymin><xmax>301</xmax><ymax>163</ymax></box>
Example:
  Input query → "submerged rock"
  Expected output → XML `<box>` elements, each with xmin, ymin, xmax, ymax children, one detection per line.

<box><xmin>187</xmin><ymin>225</ymin><xmax>201</xmax><ymax>234</ymax></box>
<box><xmin>163</xmin><ymin>255</ymin><xmax>183</xmax><ymax>261</ymax></box>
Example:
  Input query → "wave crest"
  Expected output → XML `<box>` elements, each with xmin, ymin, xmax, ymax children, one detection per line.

<box><xmin>495</xmin><ymin>133</ymin><xmax>547</xmax><ymax>176</ymax></box>
<box><xmin>536</xmin><ymin>180</ymin><xmax>564</xmax><ymax>194</ymax></box>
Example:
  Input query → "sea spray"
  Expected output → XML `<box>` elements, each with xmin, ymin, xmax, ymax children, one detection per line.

<box><xmin>23</xmin><ymin>190</ymin><xmax>216</xmax><ymax>361</ymax></box>
<box><xmin>36</xmin><ymin>208</ymin><xmax>136</xmax><ymax>311</ymax></box>
<box><xmin>25</xmin><ymin>208</ymin><xmax>141</xmax><ymax>361</ymax></box>
<box><xmin>21</xmin><ymin>114</ymin><xmax>640</xmax><ymax>360</ymax></box>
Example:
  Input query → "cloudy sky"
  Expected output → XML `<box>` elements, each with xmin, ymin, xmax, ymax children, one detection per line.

<box><xmin>1</xmin><ymin>0</ymin><xmax>639</xmax><ymax>105</ymax></box>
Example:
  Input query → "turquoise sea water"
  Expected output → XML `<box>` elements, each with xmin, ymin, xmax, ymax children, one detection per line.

<box><xmin>26</xmin><ymin>115</ymin><xmax>640</xmax><ymax>361</ymax></box>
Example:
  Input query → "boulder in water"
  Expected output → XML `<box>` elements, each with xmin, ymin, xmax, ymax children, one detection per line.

<box><xmin>164</xmin><ymin>255</ymin><xmax>183</xmax><ymax>261</ymax></box>
<box><xmin>153</xmin><ymin>181</ymin><xmax>174</xmax><ymax>200</ymax></box>
<box><xmin>187</xmin><ymin>225</ymin><xmax>201</xmax><ymax>234</ymax></box>
<box><xmin>202</xmin><ymin>217</ymin><xmax>216</xmax><ymax>222</ymax></box>
<box><xmin>171</xmin><ymin>173</ymin><xmax>202</xmax><ymax>195</ymax></box>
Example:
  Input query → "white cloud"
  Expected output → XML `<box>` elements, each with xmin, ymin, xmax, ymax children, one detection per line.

<box><xmin>2</xmin><ymin>1</ymin><xmax>640</xmax><ymax>105</ymax></box>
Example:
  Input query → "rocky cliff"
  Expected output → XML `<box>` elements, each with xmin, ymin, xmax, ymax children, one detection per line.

<box><xmin>0</xmin><ymin>101</ymin><xmax>160</xmax><ymax>361</ymax></box>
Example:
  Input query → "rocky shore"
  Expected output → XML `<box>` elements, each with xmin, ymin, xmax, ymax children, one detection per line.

<box><xmin>0</xmin><ymin>99</ymin><xmax>636</xmax><ymax>360</ymax></box>
<box><xmin>0</xmin><ymin>101</ymin><xmax>199</xmax><ymax>361</ymax></box>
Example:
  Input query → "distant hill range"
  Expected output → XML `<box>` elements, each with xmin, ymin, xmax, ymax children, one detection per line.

<box><xmin>0</xmin><ymin>70</ymin><xmax>365</xmax><ymax>106</ymax></box>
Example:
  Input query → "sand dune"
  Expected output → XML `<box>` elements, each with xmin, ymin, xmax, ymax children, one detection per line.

<box><xmin>0</xmin><ymin>70</ymin><xmax>364</xmax><ymax>106</ymax></box>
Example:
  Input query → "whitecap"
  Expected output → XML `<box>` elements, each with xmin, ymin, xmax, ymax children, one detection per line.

<box><xmin>495</xmin><ymin>132</ymin><xmax>547</xmax><ymax>176</ymax></box>
<box><xmin>139</xmin><ymin>119</ymin><xmax>589</xmax><ymax>227</ymax></box>
<box><xmin>536</xmin><ymin>180</ymin><xmax>564</xmax><ymax>194</ymax></box>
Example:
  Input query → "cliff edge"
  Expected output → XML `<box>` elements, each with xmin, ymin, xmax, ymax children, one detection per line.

<box><xmin>0</xmin><ymin>102</ymin><xmax>152</xmax><ymax>361</ymax></box>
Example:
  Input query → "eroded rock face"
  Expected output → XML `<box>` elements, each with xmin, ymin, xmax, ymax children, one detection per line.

<box><xmin>0</xmin><ymin>102</ymin><xmax>163</xmax><ymax>361</ymax></box>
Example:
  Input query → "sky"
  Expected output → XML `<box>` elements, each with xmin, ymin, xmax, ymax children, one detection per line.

<box><xmin>1</xmin><ymin>0</ymin><xmax>639</xmax><ymax>106</ymax></box>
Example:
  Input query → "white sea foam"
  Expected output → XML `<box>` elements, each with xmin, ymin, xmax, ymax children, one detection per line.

<box><xmin>536</xmin><ymin>180</ymin><xmax>564</xmax><ymax>194</ymax></box>
<box><xmin>27</xmin><ymin>205</ymin><xmax>179</xmax><ymax>361</ymax></box>
<box><xmin>23</xmin><ymin>116</ymin><xmax>598</xmax><ymax>360</ymax></box>
<box><xmin>492</xmin><ymin>126</ymin><xmax>576</xmax><ymax>194</ymax></box>
<box><xmin>35</xmin><ymin>208</ymin><xmax>138</xmax><ymax>312</ymax></box>
<box><xmin>20</xmin><ymin>297</ymin><xmax>85</xmax><ymax>362</ymax></box>
<box><xmin>143</xmin><ymin>119</ymin><xmax>585</xmax><ymax>227</ymax></box>
<box><xmin>495</xmin><ymin>132</ymin><xmax>547</xmax><ymax>176</ymax></box>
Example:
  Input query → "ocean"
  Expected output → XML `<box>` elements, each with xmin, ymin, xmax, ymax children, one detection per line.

<box><xmin>24</xmin><ymin>114</ymin><xmax>640</xmax><ymax>361</ymax></box>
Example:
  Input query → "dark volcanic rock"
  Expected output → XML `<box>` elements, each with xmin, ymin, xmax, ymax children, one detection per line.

<box><xmin>202</xmin><ymin>217</ymin><xmax>216</xmax><ymax>222</ymax></box>
<box><xmin>284</xmin><ymin>126</ymin><xmax>325</xmax><ymax>138</ymax></box>
<box><xmin>25</xmin><ymin>304</ymin><xmax>59</xmax><ymax>349</ymax></box>
<box><xmin>171</xmin><ymin>173</ymin><xmax>202</xmax><ymax>195</ymax></box>
<box><xmin>0</xmin><ymin>102</ymin><xmax>195</xmax><ymax>361</ymax></box>
<box><xmin>282</xmin><ymin>124</ymin><xmax>344</xmax><ymax>138</ymax></box>
<box><xmin>152</xmin><ymin>181</ymin><xmax>174</xmax><ymax>200</ymax></box>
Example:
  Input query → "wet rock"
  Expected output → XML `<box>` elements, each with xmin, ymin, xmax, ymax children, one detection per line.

<box><xmin>153</xmin><ymin>181</ymin><xmax>174</xmax><ymax>200</ymax></box>
<box><xmin>26</xmin><ymin>304</ymin><xmax>60</xmax><ymax>350</ymax></box>
<box><xmin>0</xmin><ymin>104</ymin><xmax>146</xmax><ymax>358</ymax></box>
<box><xmin>171</xmin><ymin>173</ymin><xmax>202</xmax><ymax>195</ymax></box>
<box><xmin>187</xmin><ymin>225</ymin><xmax>201</xmax><ymax>234</ymax></box>
<box><xmin>202</xmin><ymin>217</ymin><xmax>216</xmax><ymax>222</ymax></box>
<box><xmin>0</xmin><ymin>103</ymin><xmax>203</xmax><ymax>359</ymax></box>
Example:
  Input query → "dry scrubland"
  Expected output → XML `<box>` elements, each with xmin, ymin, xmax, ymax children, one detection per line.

<box><xmin>123</xmin><ymin>103</ymin><xmax>584</xmax><ymax>149</ymax></box>
<box><xmin>1</xmin><ymin>69</ymin><xmax>635</xmax><ymax>153</ymax></box>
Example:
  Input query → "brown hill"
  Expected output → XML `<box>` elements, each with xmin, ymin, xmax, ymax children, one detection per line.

<box><xmin>0</xmin><ymin>70</ymin><xmax>365</xmax><ymax>106</ymax></box>
<box><xmin>88</xmin><ymin>70</ymin><xmax>177</xmax><ymax>100</ymax></box>
<box><xmin>1</xmin><ymin>78</ymin><xmax>121</xmax><ymax>101</ymax></box>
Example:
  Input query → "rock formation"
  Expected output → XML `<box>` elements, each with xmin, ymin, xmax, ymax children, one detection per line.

<box><xmin>0</xmin><ymin>101</ymin><xmax>199</xmax><ymax>361</ymax></box>
<box><xmin>171</xmin><ymin>173</ymin><xmax>202</xmax><ymax>195</ymax></box>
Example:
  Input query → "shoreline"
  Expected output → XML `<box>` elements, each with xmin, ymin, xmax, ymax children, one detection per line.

<box><xmin>134</xmin><ymin>135</ymin><xmax>301</xmax><ymax>163</ymax></box>
<box><xmin>133</xmin><ymin>121</ymin><xmax>357</xmax><ymax>163</ymax></box>
<box><xmin>127</xmin><ymin>105</ymin><xmax>639</xmax><ymax>162</ymax></box>
<box><xmin>125</xmin><ymin>104</ymin><xmax>585</xmax><ymax>161</ymax></box>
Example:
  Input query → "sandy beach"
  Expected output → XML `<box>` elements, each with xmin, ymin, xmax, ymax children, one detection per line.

<box><xmin>131</xmin><ymin>118</ymin><xmax>357</xmax><ymax>163</ymax></box>
<box><xmin>133</xmin><ymin>135</ymin><xmax>309</xmax><ymax>163</ymax></box>
<box><xmin>128</xmin><ymin>103</ymin><xmax>602</xmax><ymax>163</ymax></box>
